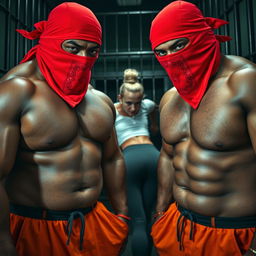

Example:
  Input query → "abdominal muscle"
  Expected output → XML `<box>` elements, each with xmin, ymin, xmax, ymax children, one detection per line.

<box><xmin>172</xmin><ymin>141</ymin><xmax>256</xmax><ymax>217</ymax></box>
<box><xmin>121</xmin><ymin>135</ymin><xmax>153</xmax><ymax>150</ymax></box>
<box><xmin>6</xmin><ymin>142</ymin><xmax>103</xmax><ymax>211</ymax></box>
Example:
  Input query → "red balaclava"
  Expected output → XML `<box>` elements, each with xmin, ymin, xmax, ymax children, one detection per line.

<box><xmin>17</xmin><ymin>2</ymin><xmax>102</xmax><ymax>107</ymax></box>
<box><xmin>150</xmin><ymin>0</ymin><xmax>231</xmax><ymax>109</ymax></box>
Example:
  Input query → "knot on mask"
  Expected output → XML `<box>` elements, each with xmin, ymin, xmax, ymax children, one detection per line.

<box><xmin>205</xmin><ymin>17</ymin><xmax>232</xmax><ymax>42</ymax></box>
<box><xmin>16</xmin><ymin>21</ymin><xmax>47</xmax><ymax>40</ymax></box>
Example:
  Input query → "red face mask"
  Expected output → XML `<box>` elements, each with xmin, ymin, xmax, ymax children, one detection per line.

<box><xmin>150</xmin><ymin>0</ymin><xmax>231</xmax><ymax>109</ymax></box>
<box><xmin>17</xmin><ymin>2</ymin><xmax>102</xmax><ymax>107</ymax></box>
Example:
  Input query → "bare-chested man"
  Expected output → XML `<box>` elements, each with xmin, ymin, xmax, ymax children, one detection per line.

<box><xmin>0</xmin><ymin>3</ymin><xmax>129</xmax><ymax>256</ymax></box>
<box><xmin>149</xmin><ymin>1</ymin><xmax>256</xmax><ymax>256</ymax></box>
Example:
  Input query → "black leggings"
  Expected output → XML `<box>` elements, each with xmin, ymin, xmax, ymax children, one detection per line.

<box><xmin>123</xmin><ymin>144</ymin><xmax>159</xmax><ymax>256</ymax></box>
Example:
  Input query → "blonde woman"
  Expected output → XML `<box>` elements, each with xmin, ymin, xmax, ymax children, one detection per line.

<box><xmin>114</xmin><ymin>69</ymin><xmax>159</xmax><ymax>256</ymax></box>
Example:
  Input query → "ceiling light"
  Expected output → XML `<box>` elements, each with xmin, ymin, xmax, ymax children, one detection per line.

<box><xmin>116</xmin><ymin>0</ymin><xmax>142</xmax><ymax>6</ymax></box>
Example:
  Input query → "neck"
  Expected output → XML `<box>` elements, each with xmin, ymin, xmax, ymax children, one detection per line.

<box><xmin>32</xmin><ymin>58</ymin><xmax>46</xmax><ymax>81</ymax></box>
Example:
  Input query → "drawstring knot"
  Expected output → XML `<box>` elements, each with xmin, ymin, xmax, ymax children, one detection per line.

<box><xmin>176</xmin><ymin>208</ymin><xmax>195</xmax><ymax>251</ymax></box>
<box><xmin>66</xmin><ymin>211</ymin><xmax>85</xmax><ymax>251</ymax></box>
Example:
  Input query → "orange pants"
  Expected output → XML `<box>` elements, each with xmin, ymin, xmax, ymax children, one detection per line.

<box><xmin>151</xmin><ymin>203</ymin><xmax>256</xmax><ymax>256</ymax></box>
<box><xmin>10</xmin><ymin>201</ymin><xmax>128</xmax><ymax>256</ymax></box>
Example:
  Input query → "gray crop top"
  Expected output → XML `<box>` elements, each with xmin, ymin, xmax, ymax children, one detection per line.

<box><xmin>114</xmin><ymin>99</ymin><xmax>155</xmax><ymax>146</ymax></box>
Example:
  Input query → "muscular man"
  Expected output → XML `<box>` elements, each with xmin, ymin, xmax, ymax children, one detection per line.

<box><xmin>149</xmin><ymin>1</ymin><xmax>256</xmax><ymax>256</ymax></box>
<box><xmin>0</xmin><ymin>3</ymin><xmax>128</xmax><ymax>256</ymax></box>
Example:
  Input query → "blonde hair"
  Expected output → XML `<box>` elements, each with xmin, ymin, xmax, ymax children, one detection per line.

<box><xmin>119</xmin><ymin>82</ymin><xmax>144</xmax><ymax>96</ymax></box>
<box><xmin>123</xmin><ymin>68</ymin><xmax>139</xmax><ymax>84</ymax></box>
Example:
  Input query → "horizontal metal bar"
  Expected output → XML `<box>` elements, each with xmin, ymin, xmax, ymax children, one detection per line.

<box><xmin>92</xmin><ymin>70</ymin><xmax>166</xmax><ymax>79</ymax></box>
<box><xmin>99</xmin><ymin>51</ymin><xmax>154</xmax><ymax>56</ymax></box>
<box><xmin>96</xmin><ymin>10</ymin><xmax>158</xmax><ymax>16</ymax></box>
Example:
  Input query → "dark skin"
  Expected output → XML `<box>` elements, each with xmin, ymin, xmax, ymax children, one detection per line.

<box><xmin>0</xmin><ymin>39</ymin><xmax>128</xmax><ymax>255</ymax></box>
<box><xmin>155</xmin><ymin>38</ymin><xmax>256</xmax><ymax>255</ymax></box>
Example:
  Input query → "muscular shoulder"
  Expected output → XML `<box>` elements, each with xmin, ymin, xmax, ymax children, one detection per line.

<box><xmin>0</xmin><ymin>74</ymin><xmax>35</xmax><ymax>115</ymax></box>
<box><xmin>82</xmin><ymin>85</ymin><xmax>116</xmax><ymax>119</ymax></box>
<box><xmin>159</xmin><ymin>87</ymin><xmax>180</xmax><ymax>112</ymax></box>
<box><xmin>226</xmin><ymin>55</ymin><xmax>256</xmax><ymax>111</ymax></box>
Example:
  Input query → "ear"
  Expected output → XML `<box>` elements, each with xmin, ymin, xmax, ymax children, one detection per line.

<box><xmin>118</xmin><ymin>94</ymin><xmax>122</xmax><ymax>103</ymax></box>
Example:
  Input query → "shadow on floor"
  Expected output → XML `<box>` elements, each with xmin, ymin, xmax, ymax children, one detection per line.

<box><xmin>121</xmin><ymin>235</ymin><xmax>158</xmax><ymax>256</ymax></box>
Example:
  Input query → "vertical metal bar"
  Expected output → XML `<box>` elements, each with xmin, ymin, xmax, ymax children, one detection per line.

<box><xmin>128</xmin><ymin>12</ymin><xmax>131</xmax><ymax>68</ymax></box>
<box><xmin>16</xmin><ymin>0</ymin><xmax>21</xmax><ymax>64</ymax></box>
<box><xmin>208</xmin><ymin>0</ymin><xmax>212</xmax><ymax>16</ymax></box>
<box><xmin>214</xmin><ymin>0</ymin><xmax>219</xmax><ymax>18</ymax></box>
<box><xmin>6</xmin><ymin>0</ymin><xmax>11</xmax><ymax>69</ymax></box>
<box><xmin>152</xmin><ymin>77</ymin><xmax>156</xmax><ymax>102</ymax></box>
<box><xmin>44</xmin><ymin>0</ymin><xmax>49</xmax><ymax>19</ymax></box>
<box><xmin>223</xmin><ymin>0</ymin><xmax>229</xmax><ymax>54</ymax></box>
<box><xmin>139</xmin><ymin>12</ymin><xmax>142</xmax><ymax>51</ymax></box>
<box><xmin>25</xmin><ymin>0</ymin><xmax>29</xmax><ymax>53</ymax></box>
<box><xmin>201</xmin><ymin>0</ymin><xmax>205</xmax><ymax>14</ymax></box>
<box><xmin>103</xmin><ymin>15</ymin><xmax>106</xmax><ymax>53</ymax></box>
<box><xmin>38</xmin><ymin>0</ymin><xmax>41</xmax><ymax>20</ymax></box>
<box><xmin>139</xmin><ymin>12</ymin><xmax>143</xmax><ymax>79</ymax></box>
<box><xmin>31</xmin><ymin>0</ymin><xmax>35</xmax><ymax>47</ymax></box>
<box><xmin>127</xmin><ymin>13</ymin><xmax>130</xmax><ymax>52</ymax></box>
<box><xmin>115</xmin><ymin>14</ymin><xmax>118</xmax><ymax>99</ymax></box>
<box><xmin>115</xmin><ymin>14</ymin><xmax>118</xmax><ymax>53</ymax></box>
<box><xmin>103</xmin><ymin>14</ymin><xmax>107</xmax><ymax>94</ymax></box>
<box><xmin>246</xmin><ymin>0</ymin><xmax>254</xmax><ymax>60</ymax></box>
<box><xmin>116</xmin><ymin>71</ymin><xmax>119</xmax><ymax>100</ymax></box>
<box><xmin>233</xmin><ymin>1</ymin><xmax>241</xmax><ymax>56</ymax></box>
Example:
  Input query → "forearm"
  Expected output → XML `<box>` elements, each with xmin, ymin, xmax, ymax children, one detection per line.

<box><xmin>155</xmin><ymin>146</ymin><xmax>175</xmax><ymax>212</ymax></box>
<box><xmin>0</xmin><ymin>183</ymin><xmax>15</xmax><ymax>252</ymax></box>
<box><xmin>103</xmin><ymin>157</ymin><xmax>128</xmax><ymax>215</ymax></box>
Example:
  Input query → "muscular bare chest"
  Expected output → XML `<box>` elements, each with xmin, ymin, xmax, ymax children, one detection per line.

<box><xmin>20</xmin><ymin>84</ymin><xmax>114</xmax><ymax>150</ymax></box>
<box><xmin>162</xmin><ymin>82</ymin><xmax>249</xmax><ymax>151</ymax></box>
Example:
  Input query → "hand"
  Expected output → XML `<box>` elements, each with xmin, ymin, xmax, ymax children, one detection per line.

<box><xmin>152</xmin><ymin>211</ymin><xmax>165</xmax><ymax>224</ymax></box>
<box><xmin>116</xmin><ymin>214</ymin><xmax>131</xmax><ymax>224</ymax></box>
<box><xmin>244</xmin><ymin>248</ymin><xmax>256</xmax><ymax>256</ymax></box>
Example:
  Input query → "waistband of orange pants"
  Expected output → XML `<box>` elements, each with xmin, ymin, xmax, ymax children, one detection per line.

<box><xmin>10</xmin><ymin>202</ymin><xmax>95</xmax><ymax>221</ymax></box>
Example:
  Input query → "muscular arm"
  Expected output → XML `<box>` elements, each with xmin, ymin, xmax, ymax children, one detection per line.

<box><xmin>154</xmin><ymin>88</ymin><xmax>178</xmax><ymax>215</ymax></box>
<box><xmin>155</xmin><ymin>140</ymin><xmax>175</xmax><ymax>213</ymax></box>
<box><xmin>148</xmin><ymin>104</ymin><xmax>159</xmax><ymax>135</ymax></box>
<box><xmin>0</xmin><ymin>77</ymin><xmax>33</xmax><ymax>255</ymax></box>
<box><xmin>233</xmin><ymin>65</ymin><xmax>256</xmax><ymax>255</ymax></box>
<box><xmin>102</xmin><ymin>128</ymin><xmax>128</xmax><ymax>215</ymax></box>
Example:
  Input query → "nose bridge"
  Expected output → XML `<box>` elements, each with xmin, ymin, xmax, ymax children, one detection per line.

<box><xmin>79</xmin><ymin>49</ymin><xmax>87</xmax><ymax>57</ymax></box>
<box><xmin>130</xmin><ymin>104</ymin><xmax>136</xmax><ymax>110</ymax></box>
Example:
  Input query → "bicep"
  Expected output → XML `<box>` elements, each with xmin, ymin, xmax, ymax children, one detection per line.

<box><xmin>0</xmin><ymin>123</ymin><xmax>20</xmax><ymax>179</ymax></box>
<box><xmin>0</xmin><ymin>78</ymin><xmax>34</xmax><ymax>178</ymax></box>
<box><xmin>248</xmin><ymin>111</ymin><xmax>256</xmax><ymax>153</ymax></box>
<box><xmin>102</xmin><ymin>128</ymin><xmax>121</xmax><ymax>162</ymax></box>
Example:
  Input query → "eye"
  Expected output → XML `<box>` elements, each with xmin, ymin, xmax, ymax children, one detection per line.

<box><xmin>63</xmin><ymin>44</ymin><xmax>79</xmax><ymax>54</ymax></box>
<box><xmin>88</xmin><ymin>47</ymin><xmax>100</xmax><ymax>57</ymax></box>
<box><xmin>154</xmin><ymin>49</ymin><xmax>167</xmax><ymax>56</ymax></box>
<box><xmin>173</xmin><ymin>41</ymin><xmax>187</xmax><ymax>52</ymax></box>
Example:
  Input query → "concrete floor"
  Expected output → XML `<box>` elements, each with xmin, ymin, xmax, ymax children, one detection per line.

<box><xmin>121</xmin><ymin>235</ymin><xmax>158</xmax><ymax>256</ymax></box>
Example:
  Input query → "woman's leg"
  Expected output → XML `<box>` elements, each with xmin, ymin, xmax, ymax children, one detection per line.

<box><xmin>123</xmin><ymin>145</ymin><xmax>159</xmax><ymax>256</ymax></box>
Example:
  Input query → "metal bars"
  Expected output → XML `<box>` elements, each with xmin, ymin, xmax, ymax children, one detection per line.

<box><xmin>92</xmin><ymin>10</ymin><xmax>167</xmax><ymax>104</ymax></box>
<box><xmin>0</xmin><ymin>0</ymin><xmax>49</xmax><ymax>77</ymax></box>
<box><xmin>200</xmin><ymin>0</ymin><xmax>255</xmax><ymax>61</ymax></box>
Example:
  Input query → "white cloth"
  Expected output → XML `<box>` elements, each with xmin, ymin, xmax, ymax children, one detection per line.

<box><xmin>114</xmin><ymin>99</ymin><xmax>155</xmax><ymax>146</ymax></box>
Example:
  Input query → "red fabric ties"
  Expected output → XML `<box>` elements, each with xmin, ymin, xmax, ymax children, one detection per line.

<box><xmin>17</xmin><ymin>2</ymin><xmax>102</xmax><ymax>107</ymax></box>
<box><xmin>150</xmin><ymin>0</ymin><xmax>231</xmax><ymax>109</ymax></box>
